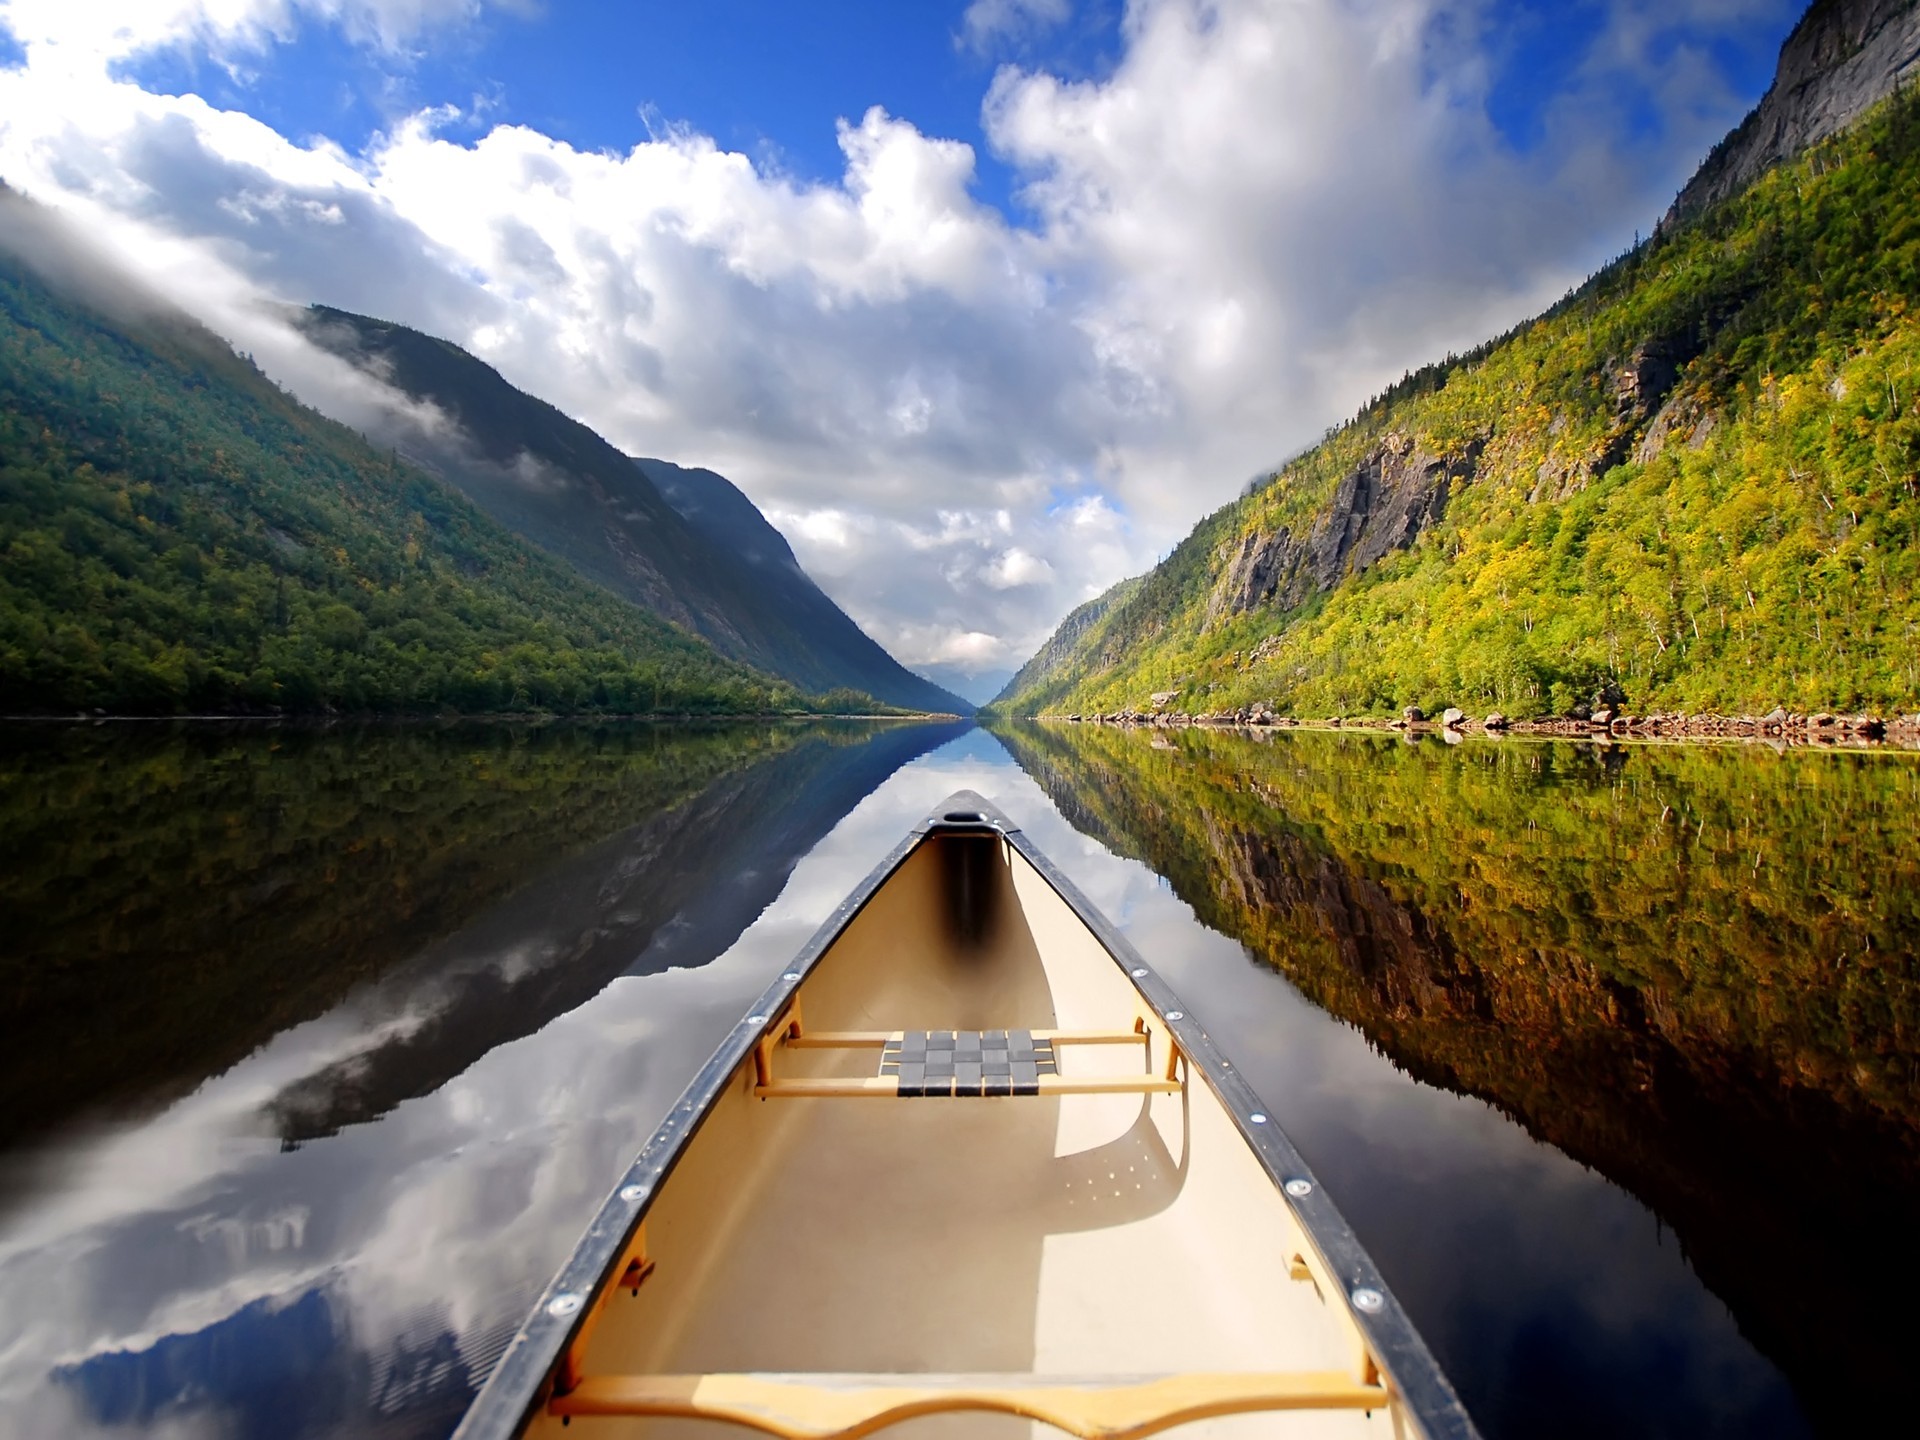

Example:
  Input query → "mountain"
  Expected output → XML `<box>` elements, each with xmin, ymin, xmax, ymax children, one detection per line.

<box><xmin>1665</xmin><ymin>0</ymin><xmax>1920</xmax><ymax>228</ymax></box>
<box><xmin>991</xmin><ymin>0</ymin><xmax>1920</xmax><ymax>720</ymax></box>
<box><xmin>298</xmin><ymin>308</ymin><xmax>971</xmax><ymax>715</ymax></box>
<box><xmin>634</xmin><ymin>456</ymin><xmax>975</xmax><ymax>712</ymax></box>
<box><xmin>0</xmin><ymin>186</ymin><xmax>807</xmax><ymax>717</ymax></box>
<box><xmin>911</xmin><ymin>662</ymin><xmax>1017</xmax><ymax>707</ymax></box>
<box><xmin>995</xmin><ymin>576</ymin><xmax>1141</xmax><ymax>709</ymax></box>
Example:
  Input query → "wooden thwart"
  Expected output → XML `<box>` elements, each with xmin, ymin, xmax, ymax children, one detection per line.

<box><xmin>754</xmin><ymin>1074</ymin><xmax>1182</xmax><ymax>1099</ymax></box>
<box><xmin>753</xmin><ymin>1011</ymin><xmax>1180</xmax><ymax>1100</ymax></box>
<box><xmin>550</xmin><ymin>1370</ymin><xmax>1392</xmax><ymax>1439</ymax></box>
<box><xmin>786</xmin><ymin>1028</ymin><xmax>1147</xmax><ymax>1049</ymax></box>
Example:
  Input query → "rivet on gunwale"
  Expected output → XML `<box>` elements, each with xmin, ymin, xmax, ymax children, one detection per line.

<box><xmin>1249</xmin><ymin>1112</ymin><xmax>1268</xmax><ymax>1124</ymax></box>
<box><xmin>1130</xmin><ymin>968</ymin><xmax>1148</xmax><ymax>978</ymax></box>
<box><xmin>746</xmin><ymin>1015</ymin><xmax>767</xmax><ymax>1024</ymax></box>
<box><xmin>1165</xmin><ymin>1010</ymin><xmax>1185</xmax><ymax>1021</ymax></box>
<box><xmin>547</xmin><ymin>1293</ymin><xmax>583</xmax><ymax>1317</ymax></box>
<box><xmin>782</xmin><ymin>973</ymin><xmax>801</xmax><ymax>982</ymax></box>
<box><xmin>1351</xmin><ymin>1288</ymin><xmax>1385</xmax><ymax>1314</ymax></box>
<box><xmin>1284</xmin><ymin>1179</ymin><xmax>1313</xmax><ymax>1197</ymax></box>
<box><xmin>619</xmin><ymin>1184</ymin><xmax>647</xmax><ymax>1203</ymax></box>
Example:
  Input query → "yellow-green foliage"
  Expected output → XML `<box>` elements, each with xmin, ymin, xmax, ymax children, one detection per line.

<box><xmin>994</xmin><ymin>718</ymin><xmax>1920</xmax><ymax>1159</ymax></box>
<box><xmin>996</xmin><ymin>89</ymin><xmax>1920</xmax><ymax>719</ymax></box>
<box><xmin>990</xmin><ymin>717</ymin><xmax>1920</xmax><ymax>1420</ymax></box>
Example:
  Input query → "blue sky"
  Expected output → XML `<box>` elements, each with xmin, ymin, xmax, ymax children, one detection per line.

<box><xmin>0</xmin><ymin>0</ymin><xmax>1804</xmax><ymax>696</ymax></box>
<box><xmin>109</xmin><ymin>1</ymin><xmax>1796</xmax><ymax>228</ymax></box>
<box><xmin>114</xmin><ymin>2</ymin><xmax>1104</xmax><ymax>215</ymax></box>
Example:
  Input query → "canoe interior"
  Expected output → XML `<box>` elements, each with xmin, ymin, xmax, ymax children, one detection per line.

<box><xmin>520</xmin><ymin>824</ymin><xmax>1425</xmax><ymax>1439</ymax></box>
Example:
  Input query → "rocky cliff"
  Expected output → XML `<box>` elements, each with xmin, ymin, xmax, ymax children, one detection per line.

<box><xmin>1207</xmin><ymin>434</ymin><xmax>1482</xmax><ymax>622</ymax></box>
<box><xmin>1665</xmin><ymin>0</ymin><xmax>1920</xmax><ymax>227</ymax></box>
<box><xmin>993</xmin><ymin>2</ymin><xmax>1920</xmax><ymax>721</ymax></box>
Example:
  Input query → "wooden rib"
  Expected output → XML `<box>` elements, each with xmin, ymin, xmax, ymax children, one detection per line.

<box><xmin>551</xmin><ymin>1370</ymin><xmax>1390</xmax><ymax>1439</ymax></box>
<box><xmin>754</xmin><ymin>1075</ymin><xmax>1181</xmax><ymax>1099</ymax></box>
<box><xmin>558</xmin><ymin>1222</ymin><xmax>653</xmax><ymax>1392</ymax></box>
<box><xmin>785</xmin><ymin>1029</ymin><xmax>1148</xmax><ymax>1050</ymax></box>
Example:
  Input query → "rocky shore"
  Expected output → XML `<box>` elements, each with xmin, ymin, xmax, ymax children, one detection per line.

<box><xmin>1042</xmin><ymin>703</ymin><xmax>1920</xmax><ymax>749</ymax></box>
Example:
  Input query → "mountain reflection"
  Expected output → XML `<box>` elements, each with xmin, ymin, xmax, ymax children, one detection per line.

<box><xmin>991</xmin><ymin>720</ymin><xmax>1920</xmax><ymax>1433</ymax></box>
<box><xmin>6</xmin><ymin>717</ymin><xmax>968</xmax><ymax>1439</ymax></box>
<box><xmin>262</xmin><ymin>718</ymin><xmax>968</xmax><ymax>1144</ymax></box>
<box><xmin>0</xmin><ymin>720</ymin><xmax>962</xmax><ymax>1154</ymax></box>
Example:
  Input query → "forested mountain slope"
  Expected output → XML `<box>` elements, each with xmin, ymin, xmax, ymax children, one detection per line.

<box><xmin>299</xmin><ymin>308</ymin><xmax>970</xmax><ymax>715</ymax></box>
<box><xmin>992</xmin><ymin>16</ymin><xmax>1920</xmax><ymax>720</ymax></box>
<box><xmin>994</xmin><ymin>575</ymin><xmax>1141</xmax><ymax>705</ymax></box>
<box><xmin>635</xmin><ymin>455</ymin><xmax>971</xmax><ymax>714</ymax></box>
<box><xmin>0</xmin><ymin>188</ymin><xmax>813</xmax><ymax>715</ymax></box>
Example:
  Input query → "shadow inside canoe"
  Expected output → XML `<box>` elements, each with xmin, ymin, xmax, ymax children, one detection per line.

<box><xmin>598</xmin><ymin>831</ymin><xmax>1194</xmax><ymax>1439</ymax></box>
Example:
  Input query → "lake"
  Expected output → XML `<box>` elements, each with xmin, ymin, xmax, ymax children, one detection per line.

<box><xmin>1</xmin><ymin>718</ymin><xmax>1913</xmax><ymax>1438</ymax></box>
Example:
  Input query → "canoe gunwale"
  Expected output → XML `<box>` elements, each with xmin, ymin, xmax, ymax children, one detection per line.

<box><xmin>452</xmin><ymin>799</ymin><xmax>936</xmax><ymax>1440</ymax></box>
<box><xmin>452</xmin><ymin>789</ymin><xmax>1482</xmax><ymax>1440</ymax></box>
<box><xmin>994</xmin><ymin>801</ymin><xmax>1481</xmax><ymax>1440</ymax></box>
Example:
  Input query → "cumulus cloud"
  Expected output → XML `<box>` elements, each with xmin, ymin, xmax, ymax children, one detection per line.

<box><xmin>0</xmin><ymin>0</ymin><xmax>1785</xmax><ymax>679</ymax></box>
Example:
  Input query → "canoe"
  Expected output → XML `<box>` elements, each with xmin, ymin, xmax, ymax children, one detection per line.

<box><xmin>454</xmin><ymin>792</ymin><xmax>1479</xmax><ymax>1440</ymax></box>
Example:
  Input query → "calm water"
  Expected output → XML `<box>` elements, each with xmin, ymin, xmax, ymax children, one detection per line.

<box><xmin>0</xmin><ymin>719</ymin><xmax>1914</xmax><ymax>1438</ymax></box>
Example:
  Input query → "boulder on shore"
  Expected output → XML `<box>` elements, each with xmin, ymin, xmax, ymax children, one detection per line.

<box><xmin>1403</xmin><ymin>705</ymin><xmax>1425</xmax><ymax>723</ymax></box>
<box><xmin>1484</xmin><ymin>712</ymin><xmax>1509</xmax><ymax>730</ymax></box>
<box><xmin>1441</xmin><ymin>707</ymin><xmax>1466</xmax><ymax>728</ymax></box>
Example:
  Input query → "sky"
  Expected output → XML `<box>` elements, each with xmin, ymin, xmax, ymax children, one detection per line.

<box><xmin>0</xmin><ymin>0</ymin><xmax>1803</xmax><ymax>700</ymax></box>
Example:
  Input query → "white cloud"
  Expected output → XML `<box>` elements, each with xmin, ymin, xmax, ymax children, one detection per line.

<box><xmin>0</xmin><ymin>0</ymin><xmax>511</xmax><ymax>66</ymax></box>
<box><xmin>0</xmin><ymin>0</ymin><xmax>1785</xmax><ymax>678</ymax></box>
<box><xmin>984</xmin><ymin>546</ymin><xmax>1054</xmax><ymax>589</ymax></box>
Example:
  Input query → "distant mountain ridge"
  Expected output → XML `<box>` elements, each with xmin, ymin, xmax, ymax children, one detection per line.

<box><xmin>995</xmin><ymin>576</ymin><xmax>1140</xmax><ymax>706</ymax></box>
<box><xmin>299</xmin><ymin>307</ymin><xmax>971</xmax><ymax>715</ymax></box>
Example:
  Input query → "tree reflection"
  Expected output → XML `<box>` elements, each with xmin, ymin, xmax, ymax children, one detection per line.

<box><xmin>993</xmin><ymin>720</ymin><xmax>1920</xmax><ymax>1431</ymax></box>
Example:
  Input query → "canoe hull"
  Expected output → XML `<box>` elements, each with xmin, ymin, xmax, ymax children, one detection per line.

<box><xmin>456</xmin><ymin>795</ymin><xmax>1478</xmax><ymax>1440</ymax></box>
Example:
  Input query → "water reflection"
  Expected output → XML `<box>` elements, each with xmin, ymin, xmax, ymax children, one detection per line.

<box><xmin>259</xmin><ymin>719</ymin><xmax>968</xmax><ymax>1145</ymax></box>
<box><xmin>0</xmin><ymin>721</ymin><xmax>831</xmax><ymax>1149</ymax></box>
<box><xmin>0</xmin><ymin>718</ymin><xmax>965</xmax><ymax>1438</ymax></box>
<box><xmin>992</xmin><ymin>720</ymin><xmax>1919</xmax><ymax>1436</ymax></box>
<box><xmin>3</xmin><ymin>719</ymin><xmax>1907</xmax><ymax>1439</ymax></box>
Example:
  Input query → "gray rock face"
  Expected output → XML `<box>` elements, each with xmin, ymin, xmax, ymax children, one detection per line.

<box><xmin>1664</xmin><ymin>0</ymin><xmax>1920</xmax><ymax>229</ymax></box>
<box><xmin>1531</xmin><ymin>336</ymin><xmax>1698</xmax><ymax>501</ymax></box>
<box><xmin>1210</xmin><ymin>434</ymin><xmax>1482</xmax><ymax>620</ymax></box>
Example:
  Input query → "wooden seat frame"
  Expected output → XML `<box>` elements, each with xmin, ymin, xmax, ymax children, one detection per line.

<box><xmin>546</xmin><ymin>1003</ymin><xmax>1389</xmax><ymax>1436</ymax></box>
<box><xmin>750</xmin><ymin>1002</ymin><xmax>1186</xmax><ymax>1100</ymax></box>
<box><xmin>549</xmin><ymin>1369</ymin><xmax>1393</xmax><ymax>1439</ymax></box>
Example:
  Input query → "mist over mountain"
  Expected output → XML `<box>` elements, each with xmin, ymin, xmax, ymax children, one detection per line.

<box><xmin>0</xmin><ymin>187</ymin><xmax>817</xmax><ymax>717</ymax></box>
<box><xmin>297</xmin><ymin>307</ymin><xmax>970</xmax><ymax>716</ymax></box>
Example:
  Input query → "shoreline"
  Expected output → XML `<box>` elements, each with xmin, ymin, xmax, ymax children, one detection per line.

<box><xmin>0</xmin><ymin>710</ymin><xmax>968</xmax><ymax>728</ymax></box>
<box><xmin>1029</xmin><ymin>708</ymin><xmax>1920</xmax><ymax>751</ymax></box>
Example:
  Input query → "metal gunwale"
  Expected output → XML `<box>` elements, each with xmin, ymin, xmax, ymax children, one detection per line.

<box><xmin>454</xmin><ymin>789</ymin><xmax>1480</xmax><ymax>1440</ymax></box>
